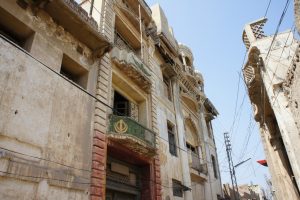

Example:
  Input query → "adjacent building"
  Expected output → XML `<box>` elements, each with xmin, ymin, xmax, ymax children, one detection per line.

<box><xmin>0</xmin><ymin>0</ymin><xmax>222</xmax><ymax>199</ymax></box>
<box><xmin>223</xmin><ymin>183</ymin><xmax>265</xmax><ymax>200</ymax></box>
<box><xmin>242</xmin><ymin>18</ymin><xmax>300</xmax><ymax>199</ymax></box>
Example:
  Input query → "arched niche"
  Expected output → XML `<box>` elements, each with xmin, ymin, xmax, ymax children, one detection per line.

<box><xmin>181</xmin><ymin>94</ymin><xmax>198</xmax><ymax>112</ymax></box>
<box><xmin>184</xmin><ymin>117</ymin><xmax>199</xmax><ymax>147</ymax></box>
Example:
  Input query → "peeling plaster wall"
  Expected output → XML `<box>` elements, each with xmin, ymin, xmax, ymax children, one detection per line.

<box><xmin>0</xmin><ymin>37</ymin><xmax>94</xmax><ymax>200</ymax></box>
<box><xmin>0</xmin><ymin>2</ymin><xmax>100</xmax><ymax>199</ymax></box>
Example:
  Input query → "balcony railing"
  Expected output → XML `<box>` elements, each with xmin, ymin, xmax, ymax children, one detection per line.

<box><xmin>108</xmin><ymin>115</ymin><xmax>156</xmax><ymax>149</ymax></box>
<box><xmin>189</xmin><ymin>151</ymin><xmax>208</xmax><ymax>175</ymax></box>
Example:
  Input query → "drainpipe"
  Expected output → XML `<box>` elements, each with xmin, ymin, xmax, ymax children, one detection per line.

<box><xmin>205</xmin><ymin>140</ymin><xmax>215</xmax><ymax>200</ymax></box>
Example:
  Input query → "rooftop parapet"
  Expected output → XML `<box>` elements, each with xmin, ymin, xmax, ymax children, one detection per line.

<box><xmin>151</xmin><ymin>4</ymin><xmax>178</xmax><ymax>54</ymax></box>
<box><xmin>242</xmin><ymin>18</ymin><xmax>267</xmax><ymax>50</ymax></box>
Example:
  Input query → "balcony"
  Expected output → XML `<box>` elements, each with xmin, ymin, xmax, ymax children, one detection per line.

<box><xmin>108</xmin><ymin>115</ymin><xmax>156</xmax><ymax>156</ymax></box>
<box><xmin>111</xmin><ymin>39</ymin><xmax>151</xmax><ymax>92</ymax></box>
<box><xmin>114</xmin><ymin>0</ymin><xmax>152</xmax><ymax>27</ymax></box>
<box><xmin>189</xmin><ymin>151</ymin><xmax>208</xmax><ymax>181</ymax></box>
<box><xmin>21</xmin><ymin>0</ymin><xmax>111</xmax><ymax>55</ymax></box>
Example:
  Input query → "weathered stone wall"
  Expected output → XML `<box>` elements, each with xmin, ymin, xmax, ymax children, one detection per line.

<box><xmin>0</xmin><ymin>1</ymin><xmax>108</xmax><ymax>199</ymax></box>
<box><xmin>243</xmin><ymin>24</ymin><xmax>300</xmax><ymax>198</ymax></box>
<box><xmin>0</xmin><ymin>36</ymin><xmax>94</xmax><ymax>199</ymax></box>
<box><xmin>90</xmin><ymin>53</ymin><xmax>112</xmax><ymax>200</ymax></box>
<box><xmin>285</xmin><ymin>44</ymin><xmax>300</xmax><ymax>133</ymax></box>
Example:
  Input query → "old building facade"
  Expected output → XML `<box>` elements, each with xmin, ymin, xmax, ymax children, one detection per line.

<box><xmin>242</xmin><ymin>18</ymin><xmax>300</xmax><ymax>199</ymax></box>
<box><xmin>223</xmin><ymin>183</ymin><xmax>265</xmax><ymax>200</ymax></box>
<box><xmin>0</xmin><ymin>0</ymin><xmax>222</xmax><ymax>199</ymax></box>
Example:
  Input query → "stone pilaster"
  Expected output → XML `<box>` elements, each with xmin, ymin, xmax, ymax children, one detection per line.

<box><xmin>90</xmin><ymin>54</ymin><xmax>112</xmax><ymax>200</ymax></box>
<box><xmin>154</xmin><ymin>156</ymin><xmax>162</xmax><ymax>200</ymax></box>
<box><xmin>149</xmin><ymin>55</ymin><xmax>162</xmax><ymax>200</ymax></box>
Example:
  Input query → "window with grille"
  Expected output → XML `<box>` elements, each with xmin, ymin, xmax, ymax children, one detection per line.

<box><xmin>168</xmin><ymin>122</ymin><xmax>177</xmax><ymax>156</ymax></box>
<box><xmin>113</xmin><ymin>91</ymin><xmax>131</xmax><ymax>117</ymax></box>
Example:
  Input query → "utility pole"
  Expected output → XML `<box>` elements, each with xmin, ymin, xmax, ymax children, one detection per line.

<box><xmin>224</xmin><ymin>132</ymin><xmax>239</xmax><ymax>200</ymax></box>
<box><xmin>249</xmin><ymin>181</ymin><xmax>254</xmax><ymax>200</ymax></box>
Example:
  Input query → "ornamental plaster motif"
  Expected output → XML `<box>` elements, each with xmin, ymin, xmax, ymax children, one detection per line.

<box><xmin>243</xmin><ymin>47</ymin><xmax>264</xmax><ymax>124</ymax></box>
<box><xmin>32</xmin><ymin>8</ymin><xmax>92</xmax><ymax>58</ymax></box>
<box><xmin>130</xmin><ymin>102</ymin><xmax>139</xmax><ymax>121</ymax></box>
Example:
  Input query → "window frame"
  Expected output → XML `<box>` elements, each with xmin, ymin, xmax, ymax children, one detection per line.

<box><xmin>163</xmin><ymin>76</ymin><xmax>173</xmax><ymax>102</ymax></box>
<box><xmin>167</xmin><ymin>122</ymin><xmax>177</xmax><ymax>157</ymax></box>
<box><xmin>60</xmin><ymin>54</ymin><xmax>88</xmax><ymax>89</ymax></box>
<box><xmin>211</xmin><ymin>155</ymin><xmax>218</xmax><ymax>179</ymax></box>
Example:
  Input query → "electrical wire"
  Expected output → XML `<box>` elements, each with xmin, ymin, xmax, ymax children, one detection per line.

<box><xmin>0</xmin><ymin>146</ymin><xmax>91</xmax><ymax>172</ymax></box>
<box><xmin>264</xmin><ymin>0</ymin><xmax>272</xmax><ymax>18</ymax></box>
<box><xmin>264</xmin><ymin>0</ymin><xmax>292</xmax><ymax>67</ymax></box>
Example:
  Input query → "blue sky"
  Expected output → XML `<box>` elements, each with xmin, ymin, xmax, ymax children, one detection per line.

<box><xmin>145</xmin><ymin>0</ymin><xmax>296</xmax><ymax>189</ymax></box>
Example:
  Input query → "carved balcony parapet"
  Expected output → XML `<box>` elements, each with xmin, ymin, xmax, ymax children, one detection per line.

<box><xmin>111</xmin><ymin>47</ymin><xmax>152</xmax><ymax>93</ymax></box>
<box><xmin>108</xmin><ymin>115</ymin><xmax>156</xmax><ymax>157</ymax></box>
<box><xmin>180</xmin><ymin>88</ymin><xmax>198</xmax><ymax>104</ymax></box>
<box><xmin>243</xmin><ymin>47</ymin><xmax>265</xmax><ymax>123</ymax></box>
<box><xmin>161</xmin><ymin>63</ymin><xmax>178</xmax><ymax>78</ymax></box>
<box><xmin>189</xmin><ymin>152</ymin><xmax>208</xmax><ymax>181</ymax></box>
